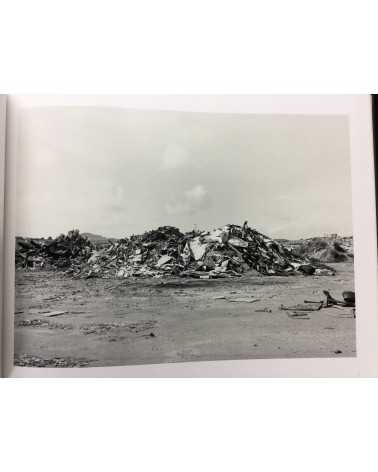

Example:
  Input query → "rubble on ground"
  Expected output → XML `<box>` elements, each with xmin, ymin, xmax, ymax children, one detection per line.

<box><xmin>281</xmin><ymin>290</ymin><xmax>356</xmax><ymax>319</ymax></box>
<box><xmin>16</xmin><ymin>223</ymin><xmax>337</xmax><ymax>279</ymax></box>
<box><xmin>14</xmin><ymin>354</ymin><xmax>90</xmax><ymax>367</ymax></box>
<box><xmin>16</xmin><ymin>229</ymin><xmax>93</xmax><ymax>270</ymax></box>
<box><xmin>80</xmin><ymin>320</ymin><xmax>157</xmax><ymax>336</ymax></box>
<box><xmin>16</xmin><ymin>319</ymin><xmax>73</xmax><ymax>330</ymax></box>
<box><xmin>280</xmin><ymin>302</ymin><xmax>323</xmax><ymax>311</ymax></box>
<box><xmin>323</xmin><ymin>290</ymin><xmax>355</xmax><ymax>309</ymax></box>
<box><xmin>280</xmin><ymin>236</ymin><xmax>353</xmax><ymax>263</ymax></box>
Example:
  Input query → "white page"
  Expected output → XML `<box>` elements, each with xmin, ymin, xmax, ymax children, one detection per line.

<box><xmin>3</xmin><ymin>94</ymin><xmax>378</xmax><ymax>377</ymax></box>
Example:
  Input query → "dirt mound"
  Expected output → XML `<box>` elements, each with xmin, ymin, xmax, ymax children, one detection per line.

<box><xmin>287</xmin><ymin>237</ymin><xmax>354</xmax><ymax>263</ymax></box>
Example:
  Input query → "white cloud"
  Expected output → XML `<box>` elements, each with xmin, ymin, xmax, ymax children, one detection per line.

<box><xmin>186</xmin><ymin>184</ymin><xmax>207</xmax><ymax>201</ymax></box>
<box><xmin>165</xmin><ymin>184</ymin><xmax>211</xmax><ymax>215</ymax></box>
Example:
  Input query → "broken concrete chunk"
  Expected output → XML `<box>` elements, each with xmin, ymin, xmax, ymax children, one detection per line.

<box><xmin>156</xmin><ymin>255</ymin><xmax>173</xmax><ymax>268</ymax></box>
<box><xmin>44</xmin><ymin>310</ymin><xmax>66</xmax><ymax>317</ymax></box>
<box><xmin>280</xmin><ymin>302</ymin><xmax>322</xmax><ymax>311</ymax></box>
<box><xmin>189</xmin><ymin>238</ymin><xmax>209</xmax><ymax>261</ymax></box>
<box><xmin>229</xmin><ymin>298</ymin><xmax>260</xmax><ymax>303</ymax></box>
<box><xmin>228</xmin><ymin>237</ymin><xmax>249</xmax><ymax>248</ymax></box>
<box><xmin>203</xmin><ymin>228</ymin><xmax>227</xmax><ymax>244</ymax></box>
<box><xmin>116</xmin><ymin>268</ymin><xmax>128</xmax><ymax>278</ymax></box>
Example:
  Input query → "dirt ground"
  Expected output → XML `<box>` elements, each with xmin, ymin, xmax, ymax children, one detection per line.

<box><xmin>14</xmin><ymin>263</ymin><xmax>356</xmax><ymax>367</ymax></box>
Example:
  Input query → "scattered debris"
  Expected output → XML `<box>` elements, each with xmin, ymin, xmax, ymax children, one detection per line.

<box><xmin>280</xmin><ymin>302</ymin><xmax>323</xmax><ymax>311</ymax></box>
<box><xmin>228</xmin><ymin>298</ymin><xmax>260</xmax><ymax>303</ymax></box>
<box><xmin>323</xmin><ymin>290</ymin><xmax>355</xmax><ymax>309</ymax></box>
<box><xmin>323</xmin><ymin>290</ymin><xmax>343</xmax><ymax>307</ymax></box>
<box><xmin>14</xmin><ymin>354</ymin><xmax>90</xmax><ymax>367</ymax></box>
<box><xmin>282</xmin><ymin>290</ymin><xmax>356</xmax><ymax>320</ymax></box>
<box><xmin>44</xmin><ymin>310</ymin><xmax>66</xmax><ymax>317</ymax></box>
<box><xmin>287</xmin><ymin>312</ymin><xmax>310</xmax><ymax>319</ymax></box>
<box><xmin>80</xmin><ymin>320</ymin><xmax>157</xmax><ymax>336</ymax></box>
<box><xmin>16</xmin><ymin>319</ymin><xmax>73</xmax><ymax>330</ymax></box>
<box><xmin>43</xmin><ymin>295</ymin><xmax>64</xmax><ymax>301</ymax></box>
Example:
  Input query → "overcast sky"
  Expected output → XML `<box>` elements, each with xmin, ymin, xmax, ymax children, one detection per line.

<box><xmin>15</xmin><ymin>107</ymin><xmax>352</xmax><ymax>239</ymax></box>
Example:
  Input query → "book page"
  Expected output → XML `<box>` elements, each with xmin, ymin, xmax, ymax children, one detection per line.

<box><xmin>0</xmin><ymin>95</ymin><xmax>6</xmax><ymax>377</ymax></box>
<box><xmin>3</xmin><ymin>95</ymin><xmax>378</xmax><ymax>377</ymax></box>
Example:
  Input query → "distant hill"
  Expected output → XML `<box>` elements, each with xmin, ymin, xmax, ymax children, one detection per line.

<box><xmin>82</xmin><ymin>232</ymin><xmax>117</xmax><ymax>243</ymax></box>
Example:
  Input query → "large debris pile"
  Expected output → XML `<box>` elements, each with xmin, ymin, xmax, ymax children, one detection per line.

<box><xmin>78</xmin><ymin>226</ymin><xmax>187</xmax><ymax>278</ymax></box>
<box><xmin>282</xmin><ymin>236</ymin><xmax>354</xmax><ymax>263</ymax></box>
<box><xmin>16</xmin><ymin>224</ymin><xmax>336</xmax><ymax>278</ymax></box>
<box><xmin>75</xmin><ymin>224</ymin><xmax>335</xmax><ymax>279</ymax></box>
<box><xmin>16</xmin><ymin>230</ymin><xmax>93</xmax><ymax>270</ymax></box>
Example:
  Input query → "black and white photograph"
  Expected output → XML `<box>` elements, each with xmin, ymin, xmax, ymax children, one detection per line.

<box><xmin>11</xmin><ymin>97</ymin><xmax>357</xmax><ymax>368</ymax></box>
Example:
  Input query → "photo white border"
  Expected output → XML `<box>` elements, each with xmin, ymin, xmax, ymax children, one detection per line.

<box><xmin>3</xmin><ymin>94</ymin><xmax>378</xmax><ymax>377</ymax></box>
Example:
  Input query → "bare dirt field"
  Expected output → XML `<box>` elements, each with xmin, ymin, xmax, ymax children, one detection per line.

<box><xmin>14</xmin><ymin>263</ymin><xmax>356</xmax><ymax>367</ymax></box>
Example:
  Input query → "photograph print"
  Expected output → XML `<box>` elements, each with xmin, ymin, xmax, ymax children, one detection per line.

<box><xmin>14</xmin><ymin>101</ymin><xmax>355</xmax><ymax>368</ymax></box>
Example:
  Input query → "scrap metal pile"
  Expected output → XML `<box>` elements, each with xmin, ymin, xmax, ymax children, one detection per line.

<box><xmin>16</xmin><ymin>223</ymin><xmax>336</xmax><ymax>279</ymax></box>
